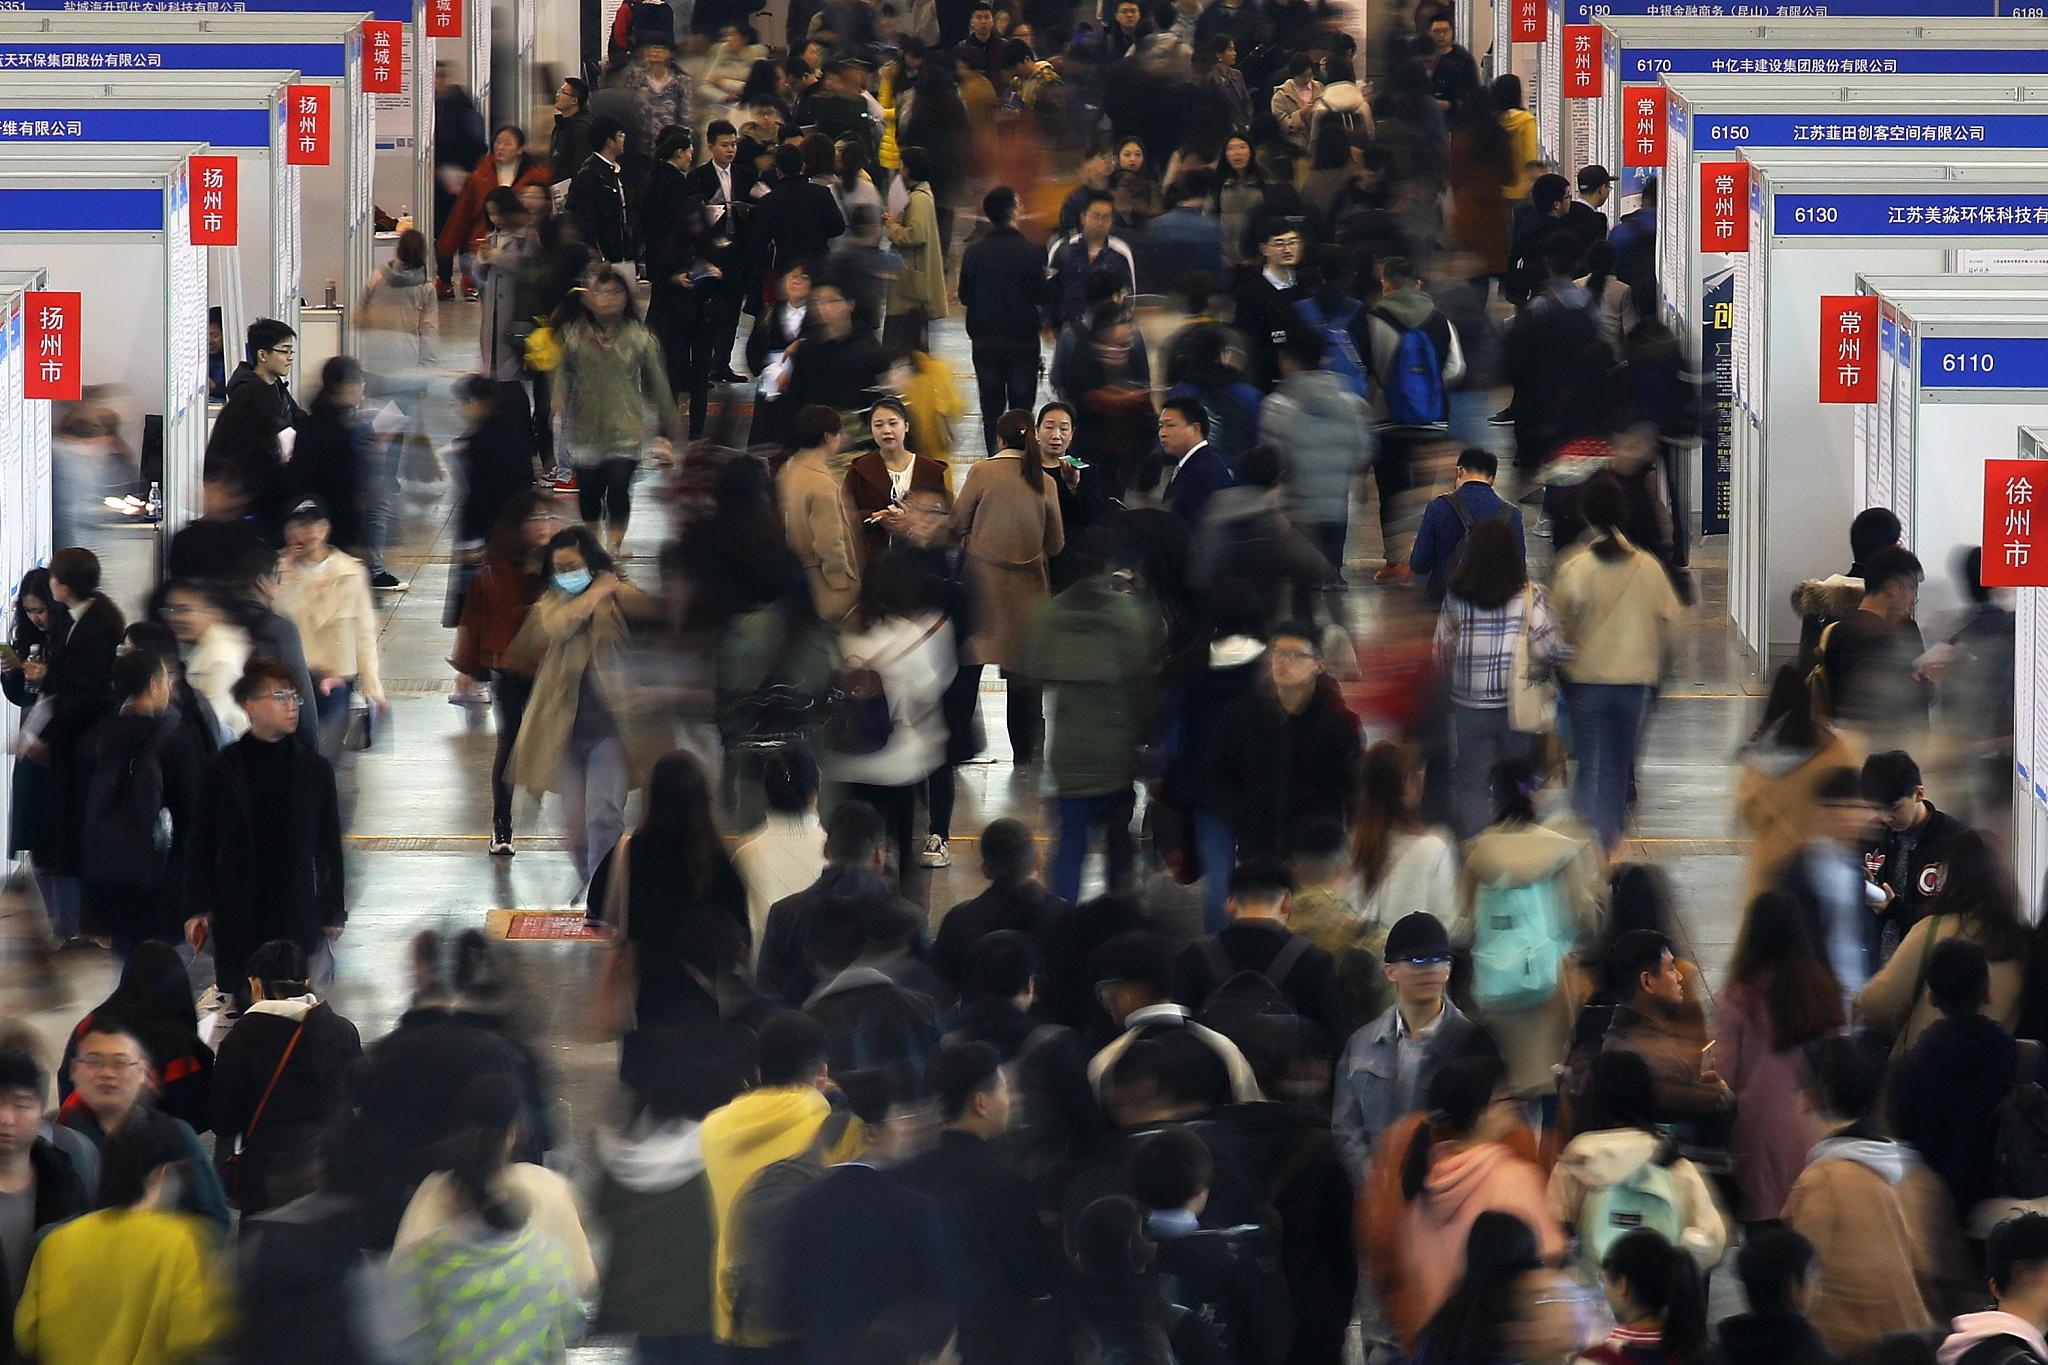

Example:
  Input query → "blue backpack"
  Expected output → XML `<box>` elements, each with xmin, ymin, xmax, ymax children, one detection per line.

<box><xmin>1469</xmin><ymin>872</ymin><xmax>1569</xmax><ymax>1013</ymax></box>
<box><xmin>1373</xmin><ymin>307</ymin><xmax>1448</xmax><ymax>426</ymax></box>
<box><xmin>1292</xmin><ymin>297</ymin><xmax>1370</xmax><ymax>399</ymax></box>
<box><xmin>1578</xmin><ymin>1158</ymin><xmax>1684</xmax><ymax>1282</ymax></box>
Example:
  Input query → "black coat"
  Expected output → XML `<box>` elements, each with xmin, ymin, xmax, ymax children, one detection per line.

<box><xmin>75</xmin><ymin>709</ymin><xmax>203</xmax><ymax>940</ymax></box>
<box><xmin>549</xmin><ymin>109</ymin><xmax>592</xmax><ymax>185</ymax></box>
<box><xmin>771</xmin><ymin>1163</ymin><xmax>952</xmax><ymax>1365</ymax></box>
<box><xmin>1172</xmin><ymin>920</ymin><xmax>1345</xmax><ymax>1041</ymax></box>
<box><xmin>37</xmin><ymin>595</ymin><xmax>123</xmax><ymax>877</ymax></box>
<box><xmin>900</xmin><ymin>1131</ymin><xmax>1058</xmax><ymax>1365</ymax></box>
<box><xmin>784</xmin><ymin>329</ymin><xmax>885</xmax><ymax>416</ymax></box>
<box><xmin>0</xmin><ymin>1138</ymin><xmax>90</xmax><ymax>1363</ymax></box>
<box><xmin>284</xmin><ymin>399</ymin><xmax>366</xmax><ymax>551</ymax></box>
<box><xmin>684</xmin><ymin>160</ymin><xmax>758</xmax><ymax>271</ymax></box>
<box><xmin>454</xmin><ymin>410</ymin><xmax>538</xmax><ymax>546</ymax></box>
<box><xmin>958</xmin><ymin>225</ymin><xmax>1048</xmax><ymax>347</ymax></box>
<box><xmin>166</xmin><ymin>516</ymin><xmax>267</xmax><ymax>583</ymax></box>
<box><xmin>184</xmin><ymin>734</ymin><xmax>344</xmax><ymax>994</ymax></box>
<box><xmin>1209</xmin><ymin>677</ymin><xmax>1361</xmax><ymax>863</ymax></box>
<box><xmin>1706</xmin><ymin>1311</ymin><xmax>1845</xmax><ymax>1365</ymax></box>
<box><xmin>1890</xmin><ymin>1013</ymin><xmax>2033</xmax><ymax>1216</ymax></box>
<box><xmin>1036</xmin><ymin>892</ymin><xmax>1150</xmax><ymax>1036</ymax></box>
<box><xmin>231</xmin><ymin>1193</ymin><xmax>384</xmax><ymax>1365</ymax></box>
<box><xmin>209</xmin><ymin>1001</ymin><xmax>363</xmax><ymax>1215</ymax></box>
<box><xmin>933</xmin><ymin>878</ymin><xmax>1067</xmax><ymax>988</ymax></box>
<box><xmin>758</xmin><ymin>177</ymin><xmax>846</xmax><ymax>277</ymax></box>
<box><xmin>206</xmin><ymin>364</ymin><xmax>305</xmax><ymax>530</ymax></box>
<box><xmin>588</xmin><ymin>837</ymin><xmax>749</xmax><ymax>1029</ymax></box>
<box><xmin>566</xmin><ymin>153</ymin><xmax>632</xmax><ymax>263</ymax></box>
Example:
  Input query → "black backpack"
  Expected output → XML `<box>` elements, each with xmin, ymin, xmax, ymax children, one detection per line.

<box><xmin>1993</xmin><ymin>1043</ymin><xmax>2048</xmax><ymax>1199</ymax></box>
<box><xmin>1195</xmin><ymin>936</ymin><xmax>1312</xmax><ymax>1053</ymax></box>
<box><xmin>81</xmin><ymin>718</ymin><xmax>175</xmax><ymax>890</ymax></box>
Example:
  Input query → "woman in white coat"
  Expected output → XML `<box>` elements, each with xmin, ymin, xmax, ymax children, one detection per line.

<box><xmin>276</xmin><ymin>497</ymin><xmax>387</xmax><ymax>760</ymax></box>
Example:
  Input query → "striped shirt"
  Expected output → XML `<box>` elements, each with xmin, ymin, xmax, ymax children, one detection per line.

<box><xmin>1434</xmin><ymin>586</ymin><xmax>1567</xmax><ymax>707</ymax></box>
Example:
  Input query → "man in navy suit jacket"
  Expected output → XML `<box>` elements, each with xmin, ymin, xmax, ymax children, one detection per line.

<box><xmin>1158</xmin><ymin>397</ymin><xmax>1234</xmax><ymax>527</ymax></box>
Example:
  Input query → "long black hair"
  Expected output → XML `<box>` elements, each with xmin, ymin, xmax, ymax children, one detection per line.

<box><xmin>436</xmin><ymin>1075</ymin><xmax>526</xmax><ymax>1233</ymax></box>
<box><xmin>1402</xmin><ymin>1054</ymin><xmax>1507</xmax><ymax>1201</ymax></box>
<box><xmin>8</xmin><ymin>568</ymin><xmax>63</xmax><ymax>654</ymax></box>
<box><xmin>546</xmin><ymin>524</ymin><xmax>616</xmax><ymax>581</ymax></box>
<box><xmin>1415</xmin><ymin>1211</ymin><xmax>1543</xmax><ymax>1361</ymax></box>
<box><xmin>637</xmin><ymin>751</ymin><xmax>730</xmax><ymax>891</ymax></box>
<box><xmin>1602</xmin><ymin>1228</ymin><xmax>1709</xmax><ymax>1362</ymax></box>
<box><xmin>1489</xmin><ymin>754</ymin><xmax>1541</xmax><ymax>827</ymax></box>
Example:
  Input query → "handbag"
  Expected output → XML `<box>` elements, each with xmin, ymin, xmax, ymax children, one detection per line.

<box><xmin>1508</xmin><ymin>586</ymin><xmax>1559</xmax><ymax>735</ymax></box>
<box><xmin>224</xmin><ymin>1016</ymin><xmax>307</xmax><ymax>1209</ymax></box>
<box><xmin>585</xmin><ymin>834</ymin><xmax>638</xmax><ymax>1041</ymax></box>
<box><xmin>343</xmin><ymin>701</ymin><xmax>376</xmax><ymax>752</ymax></box>
<box><xmin>822</xmin><ymin>616</ymin><xmax>946</xmax><ymax>757</ymax></box>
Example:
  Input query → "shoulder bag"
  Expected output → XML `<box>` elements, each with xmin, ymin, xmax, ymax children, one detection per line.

<box><xmin>224</xmin><ymin>1015</ymin><xmax>308</xmax><ymax>1209</ymax></box>
<box><xmin>586</xmin><ymin>833</ymin><xmax>638</xmax><ymax>1041</ymax></box>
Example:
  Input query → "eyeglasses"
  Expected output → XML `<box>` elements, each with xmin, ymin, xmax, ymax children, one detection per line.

<box><xmin>1391</xmin><ymin>954</ymin><xmax>1453</xmax><ymax>968</ymax></box>
<box><xmin>1271</xmin><ymin>647</ymin><xmax>1319</xmax><ymax>663</ymax></box>
<box><xmin>263</xmin><ymin>346</ymin><xmax>295</xmax><ymax>357</ymax></box>
<box><xmin>77</xmin><ymin>1054</ymin><xmax>141</xmax><ymax>1073</ymax></box>
<box><xmin>263</xmin><ymin>689</ymin><xmax>303</xmax><ymax>707</ymax></box>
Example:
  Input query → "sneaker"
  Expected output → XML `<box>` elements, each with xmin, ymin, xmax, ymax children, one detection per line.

<box><xmin>548</xmin><ymin>467</ymin><xmax>580</xmax><ymax>493</ymax></box>
<box><xmin>370</xmin><ymin>570</ymin><xmax>402</xmax><ymax>590</ymax></box>
<box><xmin>1487</xmin><ymin>406</ymin><xmax>1514</xmax><ymax>427</ymax></box>
<box><xmin>489</xmin><ymin>824</ymin><xmax>514</xmax><ymax>856</ymax></box>
<box><xmin>918</xmin><ymin>835</ymin><xmax>951</xmax><ymax>868</ymax></box>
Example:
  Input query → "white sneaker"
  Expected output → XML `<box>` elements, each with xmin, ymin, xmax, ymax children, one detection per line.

<box><xmin>918</xmin><ymin>835</ymin><xmax>951</xmax><ymax>868</ymax></box>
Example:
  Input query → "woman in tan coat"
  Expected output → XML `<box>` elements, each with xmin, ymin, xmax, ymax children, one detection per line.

<box><xmin>1855</xmin><ymin>828</ymin><xmax>2028</xmax><ymax>1050</ymax></box>
<box><xmin>1734</xmin><ymin>665</ymin><xmax>1863</xmax><ymax>903</ymax></box>
<box><xmin>950</xmin><ymin>409</ymin><xmax>1064</xmax><ymax>765</ymax></box>
<box><xmin>505</xmin><ymin>527</ymin><xmax>667</xmax><ymax>891</ymax></box>
<box><xmin>883</xmin><ymin>148</ymin><xmax>948</xmax><ymax>354</ymax></box>
<box><xmin>778</xmin><ymin>406</ymin><xmax>862</xmax><ymax>623</ymax></box>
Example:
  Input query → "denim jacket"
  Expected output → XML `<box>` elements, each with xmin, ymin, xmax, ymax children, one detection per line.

<box><xmin>1331</xmin><ymin>996</ymin><xmax>1489</xmax><ymax>1184</ymax></box>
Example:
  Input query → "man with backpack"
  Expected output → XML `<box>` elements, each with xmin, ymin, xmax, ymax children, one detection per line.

<box><xmin>1408</xmin><ymin>446</ymin><xmax>1525</xmax><ymax>599</ymax></box>
<box><xmin>1331</xmin><ymin>912</ymin><xmax>1494</xmax><ymax>1184</ymax></box>
<box><xmin>702</xmin><ymin>1012</ymin><xmax>865</xmax><ymax>1352</ymax></box>
<box><xmin>1361</xmin><ymin>255</ymin><xmax>1465</xmax><ymax>583</ymax></box>
<box><xmin>76</xmin><ymin>650</ymin><xmax>202</xmax><ymax>955</ymax></box>
<box><xmin>1942</xmin><ymin>1213</ymin><xmax>2048</xmax><ymax>1365</ymax></box>
<box><xmin>1087</xmin><ymin>932</ymin><xmax>1261</xmax><ymax>1104</ymax></box>
<box><xmin>1172</xmin><ymin>864</ymin><xmax>1345</xmax><ymax>1056</ymax></box>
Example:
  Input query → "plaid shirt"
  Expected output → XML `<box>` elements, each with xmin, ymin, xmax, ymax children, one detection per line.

<box><xmin>1434</xmin><ymin>585</ymin><xmax>1566</xmax><ymax>707</ymax></box>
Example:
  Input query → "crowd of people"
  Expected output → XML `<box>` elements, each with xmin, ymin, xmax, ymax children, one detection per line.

<box><xmin>4</xmin><ymin>0</ymin><xmax>2041</xmax><ymax>1359</ymax></box>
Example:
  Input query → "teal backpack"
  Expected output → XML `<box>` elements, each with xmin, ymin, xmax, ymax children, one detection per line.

<box><xmin>1578</xmin><ymin>1158</ymin><xmax>1684</xmax><ymax>1281</ymax></box>
<box><xmin>1469</xmin><ymin>874</ymin><xmax>1569</xmax><ymax>1013</ymax></box>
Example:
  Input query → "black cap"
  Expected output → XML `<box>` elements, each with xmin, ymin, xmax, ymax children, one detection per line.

<box><xmin>1383</xmin><ymin>912</ymin><xmax>1451</xmax><ymax>962</ymax></box>
<box><xmin>284</xmin><ymin>496</ymin><xmax>330</xmax><ymax>525</ymax></box>
<box><xmin>1577</xmin><ymin>164</ymin><xmax>1616</xmax><ymax>192</ymax></box>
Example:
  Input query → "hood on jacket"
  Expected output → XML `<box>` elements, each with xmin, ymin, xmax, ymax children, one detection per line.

<box><xmin>1209</xmin><ymin>635</ymin><xmax>1266</xmax><ymax>669</ymax></box>
<box><xmin>1463</xmin><ymin>819</ymin><xmax>1588</xmax><ymax>887</ymax></box>
<box><xmin>703</xmin><ymin>1086</ymin><xmax>829</xmax><ymax>1167</ymax></box>
<box><xmin>1808</xmin><ymin>1135</ymin><xmax>1918</xmax><ymax>1186</ymax></box>
<box><xmin>1938</xmin><ymin>1311</ymin><xmax>2048</xmax><ymax>1365</ymax></box>
<box><xmin>1033</xmin><ymin>582</ymin><xmax>1149</xmax><ymax>684</ymax></box>
<box><xmin>245</xmin><ymin>995</ymin><xmax>320</xmax><ymax>1023</ymax></box>
<box><xmin>1555</xmin><ymin>1128</ymin><xmax>1669</xmax><ymax>1187</ymax></box>
<box><xmin>1374</xmin><ymin>285</ymin><xmax>1437</xmax><ymax>330</ymax></box>
<box><xmin>1791</xmin><ymin>576</ymin><xmax>1864</xmax><ymax>619</ymax></box>
<box><xmin>1319</xmin><ymin>81</ymin><xmax>1365</xmax><ymax>112</ymax></box>
<box><xmin>379</xmin><ymin>263</ymin><xmax>431</xmax><ymax>290</ymax></box>
<box><xmin>1279</xmin><ymin>366</ymin><xmax>1362</xmax><ymax>414</ymax></box>
<box><xmin>597</xmin><ymin>1116</ymin><xmax>706</xmax><ymax>1194</ymax></box>
<box><xmin>223</xmin><ymin>362</ymin><xmax>275</xmax><ymax>400</ymax></box>
<box><xmin>1420</xmin><ymin>1140</ymin><xmax>1526</xmax><ymax>1226</ymax></box>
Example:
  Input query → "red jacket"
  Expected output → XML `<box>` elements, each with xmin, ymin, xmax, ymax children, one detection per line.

<box><xmin>438</xmin><ymin>153</ymin><xmax>553</xmax><ymax>262</ymax></box>
<box><xmin>452</xmin><ymin>553</ymin><xmax>545</xmax><ymax>678</ymax></box>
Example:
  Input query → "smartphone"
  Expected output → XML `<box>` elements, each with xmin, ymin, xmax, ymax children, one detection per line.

<box><xmin>0</xmin><ymin>645</ymin><xmax>17</xmax><ymax>670</ymax></box>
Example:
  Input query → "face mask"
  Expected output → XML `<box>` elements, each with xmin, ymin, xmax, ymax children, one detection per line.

<box><xmin>553</xmin><ymin>568</ymin><xmax>594</xmax><ymax>596</ymax></box>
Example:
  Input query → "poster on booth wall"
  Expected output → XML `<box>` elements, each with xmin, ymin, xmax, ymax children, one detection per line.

<box><xmin>1701</xmin><ymin>269</ymin><xmax>1733</xmax><ymax>537</ymax></box>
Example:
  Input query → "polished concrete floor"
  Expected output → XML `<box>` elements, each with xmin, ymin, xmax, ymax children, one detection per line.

<box><xmin>34</xmin><ymin>295</ymin><xmax>1817</xmax><ymax>1358</ymax></box>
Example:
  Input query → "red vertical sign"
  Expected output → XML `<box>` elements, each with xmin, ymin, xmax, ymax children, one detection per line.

<box><xmin>1563</xmin><ymin>24</ymin><xmax>1602</xmax><ymax>97</ymax></box>
<box><xmin>362</xmin><ymin>20</ymin><xmax>403</xmax><ymax>94</ymax></box>
<box><xmin>285</xmin><ymin>84</ymin><xmax>332</xmax><ymax>166</ymax></box>
<box><xmin>426</xmin><ymin>0</ymin><xmax>462</xmax><ymax>38</ymax></box>
<box><xmin>1621</xmin><ymin>86</ymin><xmax>1667</xmax><ymax>168</ymax></box>
<box><xmin>1511</xmin><ymin>0</ymin><xmax>1543</xmax><ymax>41</ymax></box>
<box><xmin>1983</xmin><ymin>460</ymin><xmax>2048</xmax><ymax>587</ymax></box>
<box><xmin>1819</xmin><ymin>295</ymin><xmax>1879</xmax><ymax>404</ymax></box>
<box><xmin>189</xmin><ymin>155</ymin><xmax>239</xmax><ymax>246</ymax></box>
<box><xmin>1699</xmin><ymin>160</ymin><xmax>1749</xmax><ymax>253</ymax></box>
<box><xmin>23</xmin><ymin>292</ymin><xmax>80</xmax><ymax>402</ymax></box>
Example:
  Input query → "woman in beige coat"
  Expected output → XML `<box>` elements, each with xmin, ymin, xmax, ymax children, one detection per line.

<box><xmin>505</xmin><ymin>527</ymin><xmax>668</xmax><ymax>890</ymax></box>
<box><xmin>1855</xmin><ymin>828</ymin><xmax>2028</xmax><ymax>1050</ymax></box>
<box><xmin>1734</xmin><ymin>664</ymin><xmax>1863</xmax><ymax>903</ymax></box>
<box><xmin>276</xmin><ymin>498</ymin><xmax>387</xmax><ymax>762</ymax></box>
<box><xmin>883</xmin><ymin>148</ymin><xmax>948</xmax><ymax>355</ymax></box>
<box><xmin>950</xmin><ymin>409</ymin><xmax>1064</xmax><ymax>765</ymax></box>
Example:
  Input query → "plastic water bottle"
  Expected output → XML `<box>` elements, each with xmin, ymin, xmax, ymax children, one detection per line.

<box><xmin>23</xmin><ymin>646</ymin><xmax>40</xmax><ymax>699</ymax></box>
<box><xmin>144</xmin><ymin>482</ymin><xmax>162</xmax><ymax>522</ymax></box>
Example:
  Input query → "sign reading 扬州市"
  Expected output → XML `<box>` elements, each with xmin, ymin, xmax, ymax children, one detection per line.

<box><xmin>1776</xmin><ymin>195</ymin><xmax>2048</xmax><ymax>235</ymax></box>
<box><xmin>0</xmin><ymin>44</ymin><xmax>344</xmax><ymax>75</ymax></box>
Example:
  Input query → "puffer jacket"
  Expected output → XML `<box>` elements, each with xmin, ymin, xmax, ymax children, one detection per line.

<box><xmin>1259</xmin><ymin>368</ymin><xmax>1374</xmax><ymax>525</ymax></box>
<box><xmin>1025</xmin><ymin>578</ymin><xmax>1164</xmax><ymax>797</ymax></box>
<box><xmin>356</xmin><ymin>261</ymin><xmax>439</xmax><ymax>377</ymax></box>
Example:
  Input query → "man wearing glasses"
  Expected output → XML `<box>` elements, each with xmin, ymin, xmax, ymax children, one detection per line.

<box><xmin>1331</xmin><ymin>911</ymin><xmax>1497</xmax><ymax>1185</ymax></box>
<box><xmin>205</xmin><ymin>317</ymin><xmax>306</xmax><ymax>535</ymax></box>
<box><xmin>58</xmin><ymin>1017</ymin><xmax>230</xmax><ymax>1232</ymax></box>
<box><xmin>183</xmin><ymin>657</ymin><xmax>345</xmax><ymax>1009</ymax></box>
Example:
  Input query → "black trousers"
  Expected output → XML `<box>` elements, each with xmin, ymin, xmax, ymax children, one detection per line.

<box><xmin>972</xmin><ymin>344</ymin><xmax>1039</xmax><ymax>454</ymax></box>
<box><xmin>488</xmin><ymin>669</ymin><xmax>534</xmax><ymax>832</ymax></box>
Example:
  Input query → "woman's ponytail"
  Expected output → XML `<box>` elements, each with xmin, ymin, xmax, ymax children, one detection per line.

<box><xmin>440</xmin><ymin>1075</ymin><xmax>526</xmax><ymax>1233</ymax></box>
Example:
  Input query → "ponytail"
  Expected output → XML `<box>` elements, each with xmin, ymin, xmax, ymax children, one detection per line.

<box><xmin>1402</xmin><ymin>1055</ymin><xmax>1508</xmax><ymax>1202</ymax></box>
<box><xmin>439</xmin><ymin>1075</ymin><xmax>526</xmax><ymax>1233</ymax></box>
<box><xmin>1580</xmin><ymin>471</ymin><xmax>1630</xmax><ymax>562</ymax></box>
<box><xmin>997</xmin><ymin>410</ymin><xmax>1045</xmax><ymax>492</ymax></box>
<box><xmin>1603</xmin><ymin>1229</ymin><xmax>1709</xmax><ymax>1363</ymax></box>
<box><xmin>1489</xmin><ymin>754</ymin><xmax>1540</xmax><ymax>827</ymax></box>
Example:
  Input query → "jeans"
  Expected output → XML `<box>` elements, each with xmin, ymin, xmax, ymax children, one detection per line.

<box><xmin>1373</xmin><ymin>430</ymin><xmax>1420</xmax><ymax>561</ymax></box>
<box><xmin>361</xmin><ymin>436</ymin><xmax>400</xmax><ymax>575</ymax></box>
<box><xmin>36</xmin><ymin>871</ymin><xmax>79</xmax><ymax>939</ymax></box>
<box><xmin>314</xmin><ymin>678</ymin><xmax>354</xmax><ymax>764</ymax></box>
<box><xmin>972</xmin><ymin>345</ymin><xmax>1039</xmax><ymax>454</ymax></box>
<box><xmin>1193</xmin><ymin>807</ymin><xmax>1236</xmax><ymax>932</ymax></box>
<box><xmin>1566</xmin><ymin>681</ymin><xmax>1652</xmax><ymax>849</ymax></box>
<box><xmin>489</xmin><ymin>669</ymin><xmax>534</xmax><ymax>833</ymax></box>
<box><xmin>1450</xmin><ymin>701</ymin><xmax>1525</xmax><ymax>839</ymax></box>
<box><xmin>559</xmin><ymin>733</ymin><xmax>629</xmax><ymax>885</ymax></box>
<box><xmin>1050</xmin><ymin>786</ymin><xmax>1137</xmax><ymax>905</ymax></box>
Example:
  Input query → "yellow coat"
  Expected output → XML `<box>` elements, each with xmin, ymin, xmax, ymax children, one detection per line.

<box><xmin>15</xmin><ymin>1209</ymin><xmax>230</xmax><ymax>1365</ymax></box>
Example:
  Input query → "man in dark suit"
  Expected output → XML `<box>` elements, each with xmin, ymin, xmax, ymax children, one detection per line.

<box><xmin>900</xmin><ymin>1043</ymin><xmax>1059</xmax><ymax>1365</ymax></box>
<box><xmin>759</xmin><ymin>142</ymin><xmax>845</xmax><ymax>282</ymax></box>
<box><xmin>565</xmin><ymin>115</ymin><xmax>632</xmax><ymax>262</ymax></box>
<box><xmin>683</xmin><ymin>118</ymin><xmax>756</xmax><ymax>383</ymax></box>
<box><xmin>1157</xmin><ymin>397</ymin><xmax>1233</xmax><ymax>526</ymax></box>
<box><xmin>959</xmin><ymin>187</ymin><xmax>1050</xmax><ymax>455</ymax></box>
